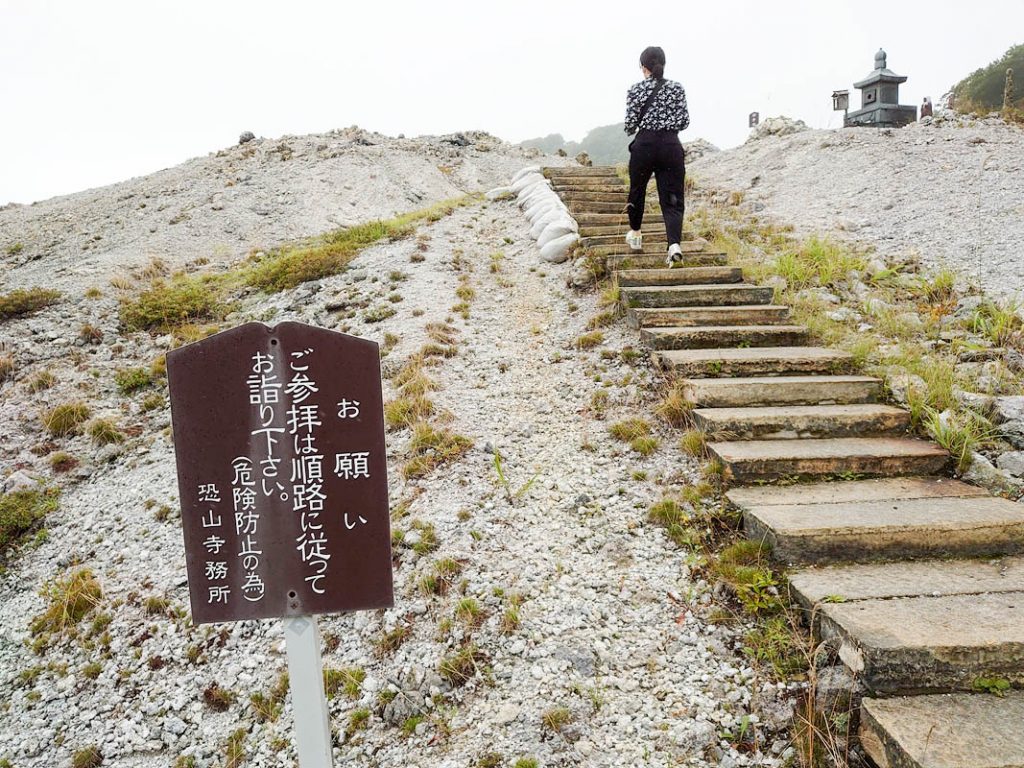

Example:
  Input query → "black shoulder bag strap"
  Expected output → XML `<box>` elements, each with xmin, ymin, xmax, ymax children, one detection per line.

<box><xmin>629</xmin><ymin>78</ymin><xmax>668</xmax><ymax>151</ymax></box>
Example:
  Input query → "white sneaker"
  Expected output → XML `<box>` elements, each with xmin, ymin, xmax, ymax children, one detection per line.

<box><xmin>625</xmin><ymin>230</ymin><xmax>643</xmax><ymax>252</ymax></box>
<box><xmin>665</xmin><ymin>243</ymin><xmax>683</xmax><ymax>268</ymax></box>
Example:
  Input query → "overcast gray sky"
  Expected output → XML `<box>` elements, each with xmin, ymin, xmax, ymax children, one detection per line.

<box><xmin>2</xmin><ymin>0</ymin><xmax>1022</xmax><ymax>204</ymax></box>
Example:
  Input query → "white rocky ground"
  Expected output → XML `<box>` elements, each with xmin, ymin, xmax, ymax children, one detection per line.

<box><xmin>692</xmin><ymin>113</ymin><xmax>1024</xmax><ymax>300</ymax></box>
<box><xmin>0</xmin><ymin>128</ymin><xmax>558</xmax><ymax>293</ymax></box>
<box><xmin>0</xmin><ymin>144</ymin><xmax>793</xmax><ymax>767</ymax></box>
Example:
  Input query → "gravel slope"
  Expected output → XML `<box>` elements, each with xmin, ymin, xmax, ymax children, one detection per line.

<box><xmin>0</xmin><ymin>192</ymin><xmax>792</xmax><ymax>766</ymax></box>
<box><xmin>692</xmin><ymin>114</ymin><xmax>1024</xmax><ymax>300</ymax></box>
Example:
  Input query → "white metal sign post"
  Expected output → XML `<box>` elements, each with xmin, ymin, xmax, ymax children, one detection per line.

<box><xmin>284</xmin><ymin>616</ymin><xmax>333</xmax><ymax>767</ymax></box>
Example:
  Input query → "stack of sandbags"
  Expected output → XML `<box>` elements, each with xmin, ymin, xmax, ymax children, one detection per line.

<box><xmin>489</xmin><ymin>166</ymin><xmax>579</xmax><ymax>264</ymax></box>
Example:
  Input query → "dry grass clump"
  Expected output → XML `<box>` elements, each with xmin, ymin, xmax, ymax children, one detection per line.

<box><xmin>41</xmin><ymin>402</ymin><xmax>91</xmax><ymax>437</ymax></box>
<box><xmin>247</xmin><ymin>196</ymin><xmax>477</xmax><ymax>292</ymax></box>
<box><xmin>403</xmin><ymin>423</ymin><xmax>472</xmax><ymax>478</ymax></box>
<box><xmin>438</xmin><ymin>643</ymin><xmax>483</xmax><ymax>687</ymax></box>
<box><xmin>0</xmin><ymin>355</ymin><xmax>14</xmax><ymax>383</ymax></box>
<box><xmin>29</xmin><ymin>567</ymin><xmax>102</xmax><ymax>638</ymax></box>
<box><xmin>119</xmin><ymin>275</ymin><xmax>229</xmax><ymax>332</ymax></box>
<box><xmin>608</xmin><ymin>418</ymin><xmax>651</xmax><ymax>442</ymax></box>
<box><xmin>115</xmin><ymin>367</ymin><xmax>154</xmax><ymax>394</ymax></box>
<box><xmin>654</xmin><ymin>385</ymin><xmax>694</xmax><ymax>428</ymax></box>
<box><xmin>576</xmin><ymin>331</ymin><xmax>604</xmax><ymax>350</ymax></box>
<box><xmin>384</xmin><ymin>394</ymin><xmax>435</xmax><ymax>431</ymax></box>
<box><xmin>0</xmin><ymin>487</ymin><xmax>59</xmax><ymax>557</ymax></box>
<box><xmin>323</xmin><ymin>666</ymin><xmax>365</xmax><ymax>700</ymax></box>
<box><xmin>26</xmin><ymin>370</ymin><xmax>56</xmax><ymax>392</ymax></box>
<box><xmin>0</xmin><ymin>287</ymin><xmax>61</xmax><ymax>321</ymax></box>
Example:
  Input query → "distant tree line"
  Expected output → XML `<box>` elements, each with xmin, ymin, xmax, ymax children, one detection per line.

<box><xmin>953</xmin><ymin>43</ymin><xmax>1023</xmax><ymax>121</ymax></box>
<box><xmin>518</xmin><ymin>123</ymin><xmax>630</xmax><ymax>165</ymax></box>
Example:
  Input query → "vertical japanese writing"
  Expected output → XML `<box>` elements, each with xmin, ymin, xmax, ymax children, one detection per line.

<box><xmin>198</xmin><ymin>483</ymin><xmax>229</xmax><ymax>604</ymax></box>
<box><xmin>290</xmin><ymin>349</ymin><xmax>329</xmax><ymax>594</ymax></box>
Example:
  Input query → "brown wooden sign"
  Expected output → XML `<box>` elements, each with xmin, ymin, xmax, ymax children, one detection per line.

<box><xmin>167</xmin><ymin>322</ymin><xmax>393</xmax><ymax>624</ymax></box>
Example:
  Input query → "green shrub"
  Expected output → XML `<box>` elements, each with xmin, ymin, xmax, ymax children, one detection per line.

<box><xmin>115</xmin><ymin>367</ymin><xmax>153</xmax><ymax>394</ymax></box>
<box><xmin>0</xmin><ymin>287</ymin><xmax>61</xmax><ymax>321</ymax></box>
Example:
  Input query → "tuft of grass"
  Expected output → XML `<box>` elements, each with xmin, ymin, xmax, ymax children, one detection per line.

<box><xmin>608</xmin><ymin>418</ymin><xmax>651</xmax><ymax>442</ymax></box>
<box><xmin>203</xmin><ymin>682</ymin><xmax>236</xmax><ymax>712</ymax></box>
<box><xmin>772</xmin><ymin>236</ymin><xmax>866</xmax><ymax>290</ymax></box>
<box><xmin>82</xmin><ymin>661</ymin><xmax>103</xmax><ymax>680</ymax></box>
<box><xmin>714</xmin><ymin>541</ymin><xmax>783</xmax><ymax>616</ymax></box>
<box><xmin>0</xmin><ymin>287</ymin><xmax>61</xmax><ymax>321</ymax></box>
<box><xmin>71</xmin><ymin>746</ymin><xmax>103</xmax><ymax>768</ymax></box>
<box><xmin>223</xmin><ymin>728</ymin><xmax>246</xmax><ymax>768</ymax></box>
<box><xmin>679</xmin><ymin>429</ymin><xmax>707</xmax><ymax>457</ymax></box>
<box><xmin>654</xmin><ymin>385</ymin><xmax>694</xmax><ymax>427</ymax></box>
<box><xmin>29</xmin><ymin>567</ymin><xmax>102</xmax><ymax>638</ymax></box>
<box><xmin>1</xmin><ymin>488</ymin><xmax>59</xmax><ymax>558</ymax></box>
<box><xmin>455</xmin><ymin>597</ymin><xmax>483</xmax><ymax>626</ymax></box>
<box><xmin>439</xmin><ymin>643</ymin><xmax>482</xmax><ymax>687</ymax></box>
<box><xmin>403</xmin><ymin>423</ymin><xmax>473</xmax><ymax>479</ymax></box>
<box><xmin>541</xmin><ymin>706</ymin><xmax>572</xmax><ymax>733</ymax></box>
<box><xmin>744</xmin><ymin>615</ymin><xmax>808</xmax><ymax>679</ymax></box>
<box><xmin>973</xmin><ymin>675</ymin><xmax>1012</xmax><ymax>697</ymax></box>
<box><xmin>247</xmin><ymin>196</ymin><xmax>477</xmax><ymax>292</ymax></box>
<box><xmin>324</xmin><ymin>666</ymin><xmax>365</xmax><ymax>700</ymax></box>
<box><xmin>375</xmin><ymin>624</ymin><xmax>412</xmax><ymax>656</ymax></box>
<box><xmin>385</xmin><ymin>394</ymin><xmax>435</xmax><ymax>431</ymax></box>
<box><xmin>86</xmin><ymin>418</ymin><xmax>125</xmax><ymax>447</ymax></box>
<box><xmin>40</xmin><ymin>402</ymin><xmax>91</xmax><ymax>436</ymax></box>
<box><xmin>923</xmin><ymin>407</ymin><xmax>995</xmax><ymax>473</ymax></box>
<box><xmin>119</xmin><ymin>275</ymin><xmax>229</xmax><ymax>332</ymax></box>
<box><xmin>630</xmin><ymin>436</ymin><xmax>659</xmax><ymax>455</ymax></box>
<box><xmin>0</xmin><ymin>355</ymin><xmax>14</xmax><ymax>383</ymax></box>
<box><xmin>967</xmin><ymin>299</ymin><xmax>1023</xmax><ymax>347</ymax></box>
<box><xmin>513</xmin><ymin>760</ymin><xmax>539</xmax><ymax>768</ymax></box>
<box><xmin>143</xmin><ymin>595</ymin><xmax>170</xmax><ymax>616</ymax></box>
<box><xmin>26</xmin><ymin>370</ymin><xmax>56</xmax><ymax>392</ymax></box>
<box><xmin>347</xmin><ymin>707</ymin><xmax>371</xmax><ymax>737</ymax></box>
<box><xmin>365</xmin><ymin>305</ymin><xmax>397</xmax><ymax>323</ymax></box>
<box><xmin>114</xmin><ymin>368</ymin><xmax>153</xmax><ymax>397</ymax></box>
<box><xmin>576</xmin><ymin>331</ymin><xmax>604</xmax><ymax>350</ymax></box>
<box><xmin>48</xmin><ymin>452</ymin><xmax>78</xmax><ymax>473</ymax></box>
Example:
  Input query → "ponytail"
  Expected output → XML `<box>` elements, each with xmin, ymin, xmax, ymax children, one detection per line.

<box><xmin>640</xmin><ymin>46</ymin><xmax>666</xmax><ymax>80</ymax></box>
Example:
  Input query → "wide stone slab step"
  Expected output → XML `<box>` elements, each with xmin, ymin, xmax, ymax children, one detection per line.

<box><xmin>655</xmin><ymin>346</ymin><xmax>853</xmax><ymax>378</ymax></box>
<box><xmin>617</xmin><ymin>267</ymin><xmax>743</xmax><ymax>287</ymax></box>
<box><xmin>683</xmin><ymin>375</ymin><xmax>882</xmax><ymax>407</ymax></box>
<box><xmin>741</xmin><ymin>494</ymin><xmax>1020</xmax><ymax>565</ymax></box>
<box><xmin>568</xmin><ymin>202</ymin><xmax>631</xmax><ymax>214</ymax></box>
<box><xmin>727</xmin><ymin>476</ymin><xmax>985</xmax><ymax>508</ymax></box>
<box><xmin>581</xmin><ymin>232</ymin><xmax>669</xmax><ymax>248</ymax></box>
<box><xmin>605</xmin><ymin>247</ymin><xmax>715</xmax><ymax>270</ymax></box>
<box><xmin>578</xmin><ymin>223</ymin><xmax>684</xmax><ymax>238</ymax></box>
<box><xmin>693</xmin><ymin>403</ymin><xmax>909</xmax><ymax>440</ymax></box>
<box><xmin>627</xmin><ymin>304</ymin><xmax>790</xmax><ymax>329</ymax></box>
<box><xmin>642</xmin><ymin>324</ymin><xmax>810</xmax><ymax>350</ymax></box>
<box><xmin>714</xmin><ymin>435</ymin><xmax>948</xmax><ymax>483</ymax></box>
<box><xmin>574</xmin><ymin>213</ymin><xmax>653</xmax><ymax>225</ymax></box>
<box><xmin>789</xmin><ymin>555</ymin><xmax>1024</xmax><ymax>611</ymax></box>
<box><xmin>550</xmin><ymin>183</ymin><xmax>626</xmax><ymax>193</ymax></box>
<box><xmin>623</xmin><ymin>284</ymin><xmax>771</xmax><ymax>309</ymax></box>
<box><xmin>860</xmin><ymin>692</ymin><xmax>1024</xmax><ymax>768</ymax></box>
<box><xmin>562</xmin><ymin>193</ymin><xmax>627</xmax><ymax>204</ymax></box>
<box><xmin>819</xmin><ymin>591</ymin><xmax>1024</xmax><ymax>694</ymax></box>
<box><xmin>543</xmin><ymin>167</ymin><xmax>621</xmax><ymax>178</ymax></box>
<box><xmin>589</xmin><ymin>238</ymin><xmax>708</xmax><ymax>257</ymax></box>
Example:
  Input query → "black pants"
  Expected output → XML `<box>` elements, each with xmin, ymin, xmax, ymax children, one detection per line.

<box><xmin>627</xmin><ymin>130</ymin><xmax>685</xmax><ymax>246</ymax></box>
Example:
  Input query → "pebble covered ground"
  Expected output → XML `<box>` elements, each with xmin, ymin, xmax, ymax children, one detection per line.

<box><xmin>0</xmin><ymin>185</ymin><xmax>794</xmax><ymax>766</ymax></box>
<box><xmin>693</xmin><ymin>113</ymin><xmax>1024</xmax><ymax>301</ymax></box>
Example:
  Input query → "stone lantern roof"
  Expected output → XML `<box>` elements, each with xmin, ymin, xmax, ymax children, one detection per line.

<box><xmin>853</xmin><ymin>49</ymin><xmax>908</xmax><ymax>89</ymax></box>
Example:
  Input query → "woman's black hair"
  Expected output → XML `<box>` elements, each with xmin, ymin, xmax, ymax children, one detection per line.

<box><xmin>640</xmin><ymin>46</ymin><xmax>666</xmax><ymax>80</ymax></box>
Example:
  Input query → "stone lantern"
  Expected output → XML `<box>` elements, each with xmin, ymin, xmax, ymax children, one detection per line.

<box><xmin>845</xmin><ymin>49</ymin><xmax>917</xmax><ymax>128</ymax></box>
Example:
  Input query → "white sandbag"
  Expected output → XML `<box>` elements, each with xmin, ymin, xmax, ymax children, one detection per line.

<box><xmin>485</xmin><ymin>186</ymin><xmax>513</xmax><ymax>200</ymax></box>
<box><xmin>511</xmin><ymin>165</ymin><xmax>541</xmax><ymax>184</ymax></box>
<box><xmin>538</xmin><ymin>220</ymin><xmax>577</xmax><ymax>248</ymax></box>
<box><xmin>518</xmin><ymin>183</ymin><xmax>551</xmax><ymax>208</ymax></box>
<box><xmin>525</xmin><ymin>197</ymin><xmax>561</xmax><ymax>222</ymax></box>
<box><xmin>511</xmin><ymin>172</ymin><xmax>544</xmax><ymax>194</ymax></box>
<box><xmin>539</xmin><ymin>233</ymin><xmax>579</xmax><ymax>264</ymax></box>
<box><xmin>530</xmin><ymin>207</ymin><xmax>566</xmax><ymax>238</ymax></box>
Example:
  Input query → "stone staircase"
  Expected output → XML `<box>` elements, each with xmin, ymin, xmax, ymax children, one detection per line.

<box><xmin>543</xmin><ymin>165</ymin><xmax>1024</xmax><ymax>768</ymax></box>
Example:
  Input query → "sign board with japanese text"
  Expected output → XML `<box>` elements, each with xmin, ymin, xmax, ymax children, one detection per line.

<box><xmin>167</xmin><ymin>322</ymin><xmax>393</xmax><ymax>624</ymax></box>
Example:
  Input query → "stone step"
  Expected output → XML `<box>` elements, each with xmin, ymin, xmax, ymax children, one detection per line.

<box><xmin>655</xmin><ymin>346</ymin><xmax>853</xmax><ymax>378</ymax></box>
<box><xmin>581</xmin><ymin>232</ymin><xmax>669</xmax><ymax>248</ymax></box>
<box><xmin>604</xmin><ymin>245</ymin><xmax>713</xmax><ymax>268</ymax></box>
<box><xmin>683</xmin><ymin>375</ymin><xmax>883</xmax><ymax>408</ymax></box>
<box><xmin>616</xmin><ymin>267</ymin><xmax>743</xmax><ymax>287</ymax></box>
<box><xmin>589</xmin><ymin>238</ymin><xmax>709</xmax><ymax>257</ymax></box>
<box><xmin>789</xmin><ymin>555</ymin><xmax>1024</xmax><ymax>611</ymax></box>
<box><xmin>622</xmin><ymin>283</ymin><xmax>771</xmax><ymax>309</ymax></box>
<box><xmin>574</xmin><ymin>213</ymin><xmax>653</xmax><ymax>225</ymax></box>
<box><xmin>578</xmin><ymin>224</ymin><xmax>674</xmax><ymax>238</ymax></box>
<box><xmin>727</xmin><ymin>476</ymin><xmax>985</xmax><ymax>508</ymax></box>
<box><xmin>627</xmin><ymin>304</ymin><xmax>791</xmax><ymax>329</ymax></box>
<box><xmin>860</xmin><ymin>692</ymin><xmax>1024</xmax><ymax>768</ymax></box>
<box><xmin>568</xmin><ymin>201</ymin><xmax>632</xmax><ymax>214</ymax></box>
<box><xmin>740</xmin><ymin>493</ymin><xmax>1022</xmax><ymax>566</ymax></box>
<box><xmin>543</xmin><ymin>167</ymin><xmax>621</xmax><ymax>178</ymax></box>
<box><xmin>642</xmin><ymin>324</ymin><xmax>810</xmax><ymax>351</ymax></box>
<box><xmin>712</xmin><ymin>436</ymin><xmax>948</xmax><ymax>484</ymax></box>
<box><xmin>693</xmin><ymin>403</ymin><xmax>909</xmax><ymax>440</ymax></box>
<box><xmin>819</xmin><ymin>591</ymin><xmax>1024</xmax><ymax>694</ymax></box>
<box><xmin>551</xmin><ymin>183</ymin><xmax>626</xmax><ymax>193</ymax></box>
<box><xmin>561</xmin><ymin>193</ymin><xmax>627</xmax><ymax>204</ymax></box>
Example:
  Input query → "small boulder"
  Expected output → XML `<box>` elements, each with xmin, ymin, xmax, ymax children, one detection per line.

<box><xmin>575</xmin><ymin>151</ymin><xmax>592</xmax><ymax>167</ymax></box>
<box><xmin>238</xmin><ymin>131</ymin><xmax>255</xmax><ymax>145</ymax></box>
